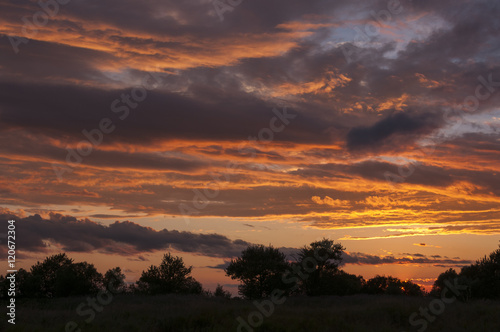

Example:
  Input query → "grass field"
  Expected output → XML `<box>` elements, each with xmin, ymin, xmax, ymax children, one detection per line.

<box><xmin>2</xmin><ymin>294</ymin><xmax>500</xmax><ymax>331</ymax></box>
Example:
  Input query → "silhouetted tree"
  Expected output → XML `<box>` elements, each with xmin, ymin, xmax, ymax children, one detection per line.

<box><xmin>126</xmin><ymin>283</ymin><xmax>139</xmax><ymax>294</ymax></box>
<box><xmin>363</xmin><ymin>275</ymin><xmax>393</xmax><ymax>294</ymax></box>
<box><xmin>401</xmin><ymin>280</ymin><xmax>424</xmax><ymax>296</ymax></box>
<box><xmin>2</xmin><ymin>255</ymin><xmax>104</xmax><ymax>298</ymax></box>
<box><xmin>363</xmin><ymin>275</ymin><xmax>423</xmax><ymax>296</ymax></box>
<box><xmin>30</xmin><ymin>253</ymin><xmax>74</xmax><ymax>297</ymax></box>
<box><xmin>431</xmin><ymin>268</ymin><xmax>459</xmax><ymax>297</ymax></box>
<box><xmin>52</xmin><ymin>261</ymin><xmax>102</xmax><ymax>297</ymax></box>
<box><xmin>225</xmin><ymin>244</ymin><xmax>291</xmax><ymax>299</ymax></box>
<box><xmin>183</xmin><ymin>277</ymin><xmax>203</xmax><ymax>294</ymax></box>
<box><xmin>137</xmin><ymin>253</ymin><xmax>202</xmax><ymax>295</ymax></box>
<box><xmin>104</xmin><ymin>267</ymin><xmax>126</xmax><ymax>293</ymax></box>
<box><xmin>214</xmin><ymin>284</ymin><xmax>232</xmax><ymax>299</ymax></box>
<box><xmin>313</xmin><ymin>270</ymin><xmax>365</xmax><ymax>296</ymax></box>
<box><xmin>296</xmin><ymin>238</ymin><xmax>345</xmax><ymax>296</ymax></box>
<box><xmin>459</xmin><ymin>244</ymin><xmax>500</xmax><ymax>299</ymax></box>
<box><xmin>22</xmin><ymin>253</ymin><xmax>102</xmax><ymax>297</ymax></box>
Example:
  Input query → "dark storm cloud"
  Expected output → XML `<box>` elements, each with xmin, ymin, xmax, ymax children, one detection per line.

<box><xmin>0</xmin><ymin>129</ymin><xmax>210</xmax><ymax>173</ymax></box>
<box><xmin>0</xmin><ymin>212</ymin><xmax>251</xmax><ymax>258</ymax></box>
<box><xmin>408</xmin><ymin>0</ymin><xmax>499</xmax><ymax>58</ymax></box>
<box><xmin>0</xmin><ymin>35</ymin><xmax>117</xmax><ymax>85</ymax></box>
<box><xmin>346</xmin><ymin>112</ymin><xmax>440</xmax><ymax>150</ymax></box>
<box><xmin>291</xmin><ymin>160</ymin><xmax>455</xmax><ymax>188</ymax></box>
<box><xmin>0</xmin><ymin>81</ymin><xmax>328</xmax><ymax>145</ymax></box>
<box><xmin>1</xmin><ymin>0</ymin><xmax>347</xmax><ymax>35</ymax></box>
<box><xmin>288</xmin><ymin>133</ymin><xmax>500</xmax><ymax>195</ymax></box>
<box><xmin>0</xmin><ymin>0</ymin><xmax>349</xmax><ymax>61</ymax></box>
<box><xmin>1</xmin><ymin>0</ymin><xmax>498</xmax><ymax>151</ymax></box>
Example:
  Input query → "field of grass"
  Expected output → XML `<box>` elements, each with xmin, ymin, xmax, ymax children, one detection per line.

<box><xmin>2</xmin><ymin>294</ymin><xmax>500</xmax><ymax>331</ymax></box>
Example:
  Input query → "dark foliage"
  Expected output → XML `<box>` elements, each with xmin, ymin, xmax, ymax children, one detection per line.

<box><xmin>214</xmin><ymin>284</ymin><xmax>232</xmax><ymax>299</ymax></box>
<box><xmin>433</xmin><ymin>245</ymin><xmax>500</xmax><ymax>300</ymax></box>
<box><xmin>137</xmin><ymin>252</ymin><xmax>203</xmax><ymax>295</ymax></box>
<box><xmin>225</xmin><ymin>244</ymin><xmax>291</xmax><ymax>299</ymax></box>
<box><xmin>362</xmin><ymin>275</ymin><xmax>424</xmax><ymax>296</ymax></box>
<box><xmin>295</xmin><ymin>238</ymin><xmax>346</xmax><ymax>296</ymax></box>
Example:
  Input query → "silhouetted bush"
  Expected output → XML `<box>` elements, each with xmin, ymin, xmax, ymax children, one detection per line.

<box><xmin>214</xmin><ymin>284</ymin><xmax>232</xmax><ymax>299</ymax></box>
<box><xmin>314</xmin><ymin>271</ymin><xmax>365</xmax><ymax>296</ymax></box>
<box><xmin>363</xmin><ymin>275</ymin><xmax>423</xmax><ymax>296</ymax></box>
<box><xmin>137</xmin><ymin>252</ymin><xmax>203</xmax><ymax>295</ymax></box>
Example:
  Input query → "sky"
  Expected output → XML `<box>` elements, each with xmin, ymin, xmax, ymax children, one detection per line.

<box><xmin>0</xmin><ymin>0</ymin><xmax>499</xmax><ymax>293</ymax></box>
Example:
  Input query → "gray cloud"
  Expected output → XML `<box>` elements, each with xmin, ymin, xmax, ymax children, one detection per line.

<box><xmin>0</xmin><ymin>212</ymin><xmax>251</xmax><ymax>258</ymax></box>
<box><xmin>342</xmin><ymin>252</ymin><xmax>472</xmax><ymax>266</ymax></box>
<box><xmin>347</xmin><ymin>112</ymin><xmax>440</xmax><ymax>150</ymax></box>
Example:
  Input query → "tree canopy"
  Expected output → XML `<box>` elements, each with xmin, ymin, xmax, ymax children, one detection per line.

<box><xmin>296</xmin><ymin>238</ymin><xmax>345</xmax><ymax>296</ymax></box>
<box><xmin>0</xmin><ymin>253</ymin><xmax>102</xmax><ymax>298</ymax></box>
<box><xmin>363</xmin><ymin>275</ymin><xmax>423</xmax><ymax>296</ymax></box>
<box><xmin>433</xmin><ymin>244</ymin><xmax>500</xmax><ymax>300</ymax></box>
<box><xmin>137</xmin><ymin>253</ymin><xmax>202</xmax><ymax>295</ymax></box>
<box><xmin>225</xmin><ymin>244</ymin><xmax>291</xmax><ymax>299</ymax></box>
<box><xmin>104</xmin><ymin>267</ymin><xmax>126</xmax><ymax>293</ymax></box>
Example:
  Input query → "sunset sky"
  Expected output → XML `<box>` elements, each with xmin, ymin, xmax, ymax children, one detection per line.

<box><xmin>1</xmin><ymin>0</ymin><xmax>499</xmax><ymax>293</ymax></box>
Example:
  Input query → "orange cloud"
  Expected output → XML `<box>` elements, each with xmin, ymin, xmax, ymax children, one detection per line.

<box><xmin>311</xmin><ymin>196</ymin><xmax>351</xmax><ymax>208</ymax></box>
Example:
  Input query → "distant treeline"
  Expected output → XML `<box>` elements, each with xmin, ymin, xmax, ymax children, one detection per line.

<box><xmin>1</xmin><ymin>239</ymin><xmax>499</xmax><ymax>300</ymax></box>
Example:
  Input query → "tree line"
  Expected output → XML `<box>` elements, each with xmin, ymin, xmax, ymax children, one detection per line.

<box><xmin>1</xmin><ymin>239</ymin><xmax>499</xmax><ymax>300</ymax></box>
<box><xmin>431</xmin><ymin>243</ymin><xmax>500</xmax><ymax>300</ymax></box>
<box><xmin>225</xmin><ymin>239</ymin><xmax>424</xmax><ymax>299</ymax></box>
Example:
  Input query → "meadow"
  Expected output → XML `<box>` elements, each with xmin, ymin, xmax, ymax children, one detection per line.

<box><xmin>2</xmin><ymin>294</ymin><xmax>500</xmax><ymax>332</ymax></box>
